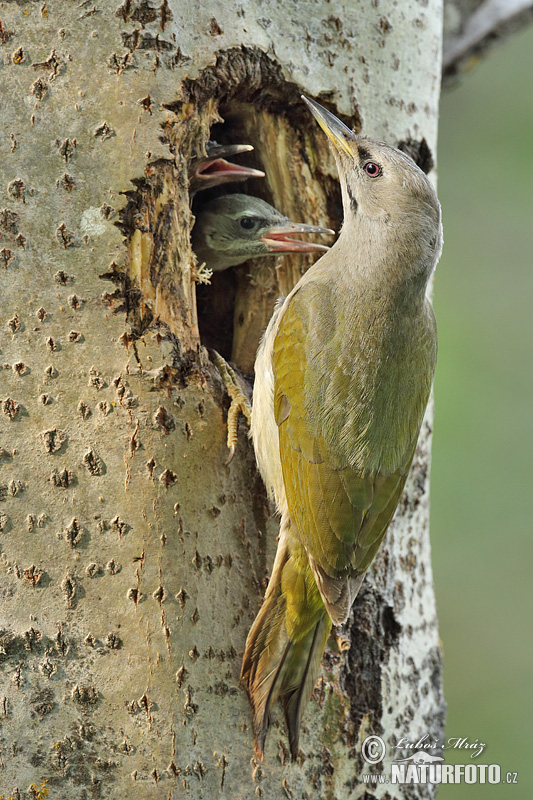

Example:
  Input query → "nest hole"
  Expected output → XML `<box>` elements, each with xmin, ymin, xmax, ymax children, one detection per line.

<box><xmin>192</xmin><ymin>98</ymin><xmax>342</xmax><ymax>373</ymax></box>
<box><xmin>193</xmin><ymin>104</ymin><xmax>279</xmax><ymax>368</ymax></box>
<box><xmin>117</xmin><ymin>48</ymin><xmax>345</xmax><ymax>376</ymax></box>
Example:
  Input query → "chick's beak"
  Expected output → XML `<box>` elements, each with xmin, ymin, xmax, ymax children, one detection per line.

<box><xmin>195</xmin><ymin>158</ymin><xmax>265</xmax><ymax>183</ymax></box>
<box><xmin>302</xmin><ymin>95</ymin><xmax>357</xmax><ymax>158</ymax></box>
<box><xmin>193</xmin><ymin>143</ymin><xmax>265</xmax><ymax>185</ymax></box>
<box><xmin>261</xmin><ymin>220</ymin><xmax>334</xmax><ymax>253</ymax></box>
<box><xmin>207</xmin><ymin>143</ymin><xmax>253</xmax><ymax>159</ymax></box>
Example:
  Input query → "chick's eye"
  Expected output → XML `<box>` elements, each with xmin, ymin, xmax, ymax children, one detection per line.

<box><xmin>240</xmin><ymin>217</ymin><xmax>257</xmax><ymax>230</ymax></box>
<box><xmin>364</xmin><ymin>162</ymin><xmax>381</xmax><ymax>177</ymax></box>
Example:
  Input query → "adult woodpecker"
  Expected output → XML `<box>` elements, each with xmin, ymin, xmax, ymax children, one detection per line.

<box><xmin>241</xmin><ymin>97</ymin><xmax>442</xmax><ymax>759</ymax></box>
<box><xmin>188</xmin><ymin>141</ymin><xmax>265</xmax><ymax>196</ymax></box>
<box><xmin>191</xmin><ymin>193</ymin><xmax>333</xmax><ymax>273</ymax></box>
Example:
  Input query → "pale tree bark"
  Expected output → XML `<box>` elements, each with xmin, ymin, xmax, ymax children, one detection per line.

<box><xmin>0</xmin><ymin>2</ymin><xmax>447</xmax><ymax>798</ymax></box>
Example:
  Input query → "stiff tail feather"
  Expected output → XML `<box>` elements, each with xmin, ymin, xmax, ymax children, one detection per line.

<box><xmin>241</xmin><ymin>522</ymin><xmax>332</xmax><ymax>759</ymax></box>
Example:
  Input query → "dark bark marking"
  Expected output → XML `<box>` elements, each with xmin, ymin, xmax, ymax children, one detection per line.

<box><xmin>94</xmin><ymin>121</ymin><xmax>115</xmax><ymax>141</ymax></box>
<box><xmin>89</xmin><ymin>366</ymin><xmax>106</xmax><ymax>391</ymax></box>
<box><xmin>54</xmin><ymin>269</ymin><xmax>74</xmax><ymax>283</ymax></box>
<box><xmin>72</xmin><ymin>685</ymin><xmax>99</xmax><ymax>705</ymax></box>
<box><xmin>121</xmin><ymin>30</ymin><xmax>173</xmax><ymax>51</ymax></box>
<box><xmin>3</xmin><ymin>398</ymin><xmax>20</xmax><ymax>420</ymax></box>
<box><xmin>397</xmin><ymin>138</ymin><xmax>434</xmax><ymax>174</ymax></box>
<box><xmin>0</xmin><ymin>248</ymin><xmax>14</xmax><ymax>269</ymax></box>
<box><xmin>49</xmin><ymin>468</ymin><xmax>75</xmax><ymax>487</ymax></box>
<box><xmin>32</xmin><ymin>49</ymin><xmax>63</xmax><ymax>79</ymax></box>
<box><xmin>83</xmin><ymin>448</ymin><xmax>104</xmax><ymax>475</ymax></box>
<box><xmin>61</xmin><ymin>572</ymin><xmax>77</xmax><ymax>607</ymax></box>
<box><xmin>85</xmin><ymin>562</ymin><xmax>103</xmax><ymax>578</ymax></box>
<box><xmin>106</xmin><ymin>559</ymin><xmax>121</xmax><ymax>575</ymax></box>
<box><xmin>12</xmin><ymin>361</ymin><xmax>28</xmax><ymax>375</ymax></box>
<box><xmin>78</xmin><ymin>400</ymin><xmax>91</xmax><ymax>419</ymax></box>
<box><xmin>153</xmin><ymin>405</ymin><xmax>175</xmax><ymax>433</ymax></box>
<box><xmin>12</xmin><ymin>46</ymin><xmax>25</xmax><ymax>64</ymax></box>
<box><xmin>31</xmin><ymin>77</ymin><xmax>48</xmax><ymax>100</ymax></box>
<box><xmin>56</xmin><ymin>222</ymin><xmax>78</xmax><ymax>248</ymax></box>
<box><xmin>127</xmin><ymin>587</ymin><xmax>142</xmax><ymax>604</ymax></box>
<box><xmin>111</xmin><ymin>515</ymin><xmax>129</xmax><ymax>537</ymax></box>
<box><xmin>0</xmin><ymin>208</ymin><xmax>19</xmax><ymax>233</ymax></box>
<box><xmin>23</xmin><ymin>565</ymin><xmax>43</xmax><ymax>586</ymax></box>
<box><xmin>105</xmin><ymin>632</ymin><xmax>122</xmax><ymax>649</ymax></box>
<box><xmin>56</xmin><ymin>173</ymin><xmax>76</xmax><ymax>192</ymax></box>
<box><xmin>159</xmin><ymin>468</ymin><xmax>177</xmax><ymax>487</ymax></box>
<box><xmin>64</xmin><ymin>518</ymin><xmax>82</xmax><ymax>548</ymax></box>
<box><xmin>68</xmin><ymin>294</ymin><xmax>84</xmax><ymax>309</ymax></box>
<box><xmin>41</xmin><ymin>428</ymin><xmax>67</xmax><ymax>454</ymax></box>
<box><xmin>7</xmin><ymin>313</ymin><xmax>21</xmax><ymax>332</ymax></box>
<box><xmin>97</xmin><ymin>400</ymin><xmax>112</xmax><ymax>416</ymax></box>
<box><xmin>55</xmin><ymin>138</ymin><xmax>77</xmax><ymax>162</ymax></box>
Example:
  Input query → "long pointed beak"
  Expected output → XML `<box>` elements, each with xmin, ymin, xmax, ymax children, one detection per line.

<box><xmin>302</xmin><ymin>95</ymin><xmax>357</xmax><ymax>157</ymax></box>
<box><xmin>261</xmin><ymin>220</ymin><xmax>334</xmax><ymax>253</ymax></box>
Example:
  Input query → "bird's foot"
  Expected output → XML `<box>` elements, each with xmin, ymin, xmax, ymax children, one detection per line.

<box><xmin>212</xmin><ymin>351</ymin><xmax>252</xmax><ymax>465</ymax></box>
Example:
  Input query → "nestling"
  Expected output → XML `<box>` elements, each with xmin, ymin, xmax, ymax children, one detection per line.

<box><xmin>188</xmin><ymin>140</ymin><xmax>265</xmax><ymax>196</ymax></box>
<box><xmin>241</xmin><ymin>97</ymin><xmax>442</xmax><ymax>759</ymax></box>
<box><xmin>191</xmin><ymin>194</ymin><xmax>333</xmax><ymax>273</ymax></box>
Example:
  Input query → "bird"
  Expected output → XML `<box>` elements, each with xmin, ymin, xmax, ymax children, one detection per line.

<box><xmin>191</xmin><ymin>193</ymin><xmax>333</xmax><ymax>273</ymax></box>
<box><xmin>241</xmin><ymin>96</ymin><xmax>442</xmax><ymax>760</ymax></box>
<box><xmin>188</xmin><ymin>140</ymin><xmax>265</xmax><ymax>196</ymax></box>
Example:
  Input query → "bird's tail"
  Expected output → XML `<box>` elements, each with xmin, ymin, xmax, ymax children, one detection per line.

<box><xmin>241</xmin><ymin>519</ymin><xmax>332</xmax><ymax>759</ymax></box>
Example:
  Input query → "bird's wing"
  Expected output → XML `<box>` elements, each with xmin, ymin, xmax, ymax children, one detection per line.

<box><xmin>273</xmin><ymin>282</ymin><xmax>415</xmax><ymax>624</ymax></box>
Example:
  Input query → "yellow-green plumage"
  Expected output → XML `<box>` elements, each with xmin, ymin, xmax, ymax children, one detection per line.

<box><xmin>242</xmin><ymin>97</ymin><xmax>442</xmax><ymax>759</ymax></box>
<box><xmin>274</xmin><ymin>280</ymin><xmax>435</xmax><ymax>604</ymax></box>
<box><xmin>241</xmin><ymin>525</ymin><xmax>331</xmax><ymax>757</ymax></box>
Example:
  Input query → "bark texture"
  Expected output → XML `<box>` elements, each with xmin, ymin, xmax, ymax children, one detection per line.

<box><xmin>0</xmin><ymin>1</ymin><xmax>444</xmax><ymax>798</ymax></box>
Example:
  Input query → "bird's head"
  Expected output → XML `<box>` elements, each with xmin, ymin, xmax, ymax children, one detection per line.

<box><xmin>303</xmin><ymin>96</ymin><xmax>442</xmax><ymax>283</ymax></box>
<box><xmin>189</xmin><ymin>142</ymin><xmax>265</xmax><ymax>195</ymax></box>
<box><xmin>192</xmin><ymin>193</ymin><xmax>333</xmax><ymax>272</ymax></box>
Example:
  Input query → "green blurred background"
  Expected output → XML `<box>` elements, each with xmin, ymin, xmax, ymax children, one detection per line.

<box><xmin>431</xmin><ymin>25</ymin><xmax>533</xmax><ymax>799</ymax></box>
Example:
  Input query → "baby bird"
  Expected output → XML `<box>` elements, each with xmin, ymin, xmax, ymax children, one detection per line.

<box><xmin>191</xmin><ymin>194</ymin><xmax>333</xmax><ymax>272</ymax></box>
<box><xmin>188</xmin><ymin>141</ymin><xmax>265</xmax><ymax>196</ymax></box>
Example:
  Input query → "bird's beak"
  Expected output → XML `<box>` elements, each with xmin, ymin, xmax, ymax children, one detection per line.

<box><xmin>208</xmin><ymin>143</ymin><xmax>253</xmax><ymax>158</ymax></box>
<box><xmin>261</xmin><ymin>220</ymin><xmax>334</xmax><ymax>253</ymax></box>
<box><xmin>194</xmin><ymin>157</ymin><xmax>265</xmax><ymax>183</ymax></box>
<box><xmin>302</xmin><ymin>95</ymin><xmax>357</xmax><ymax>158</ymax></box>
<box><xmin>194</xmin><ymin>143</ymin><xmax>265</xmax><ymax>184</ymax></box>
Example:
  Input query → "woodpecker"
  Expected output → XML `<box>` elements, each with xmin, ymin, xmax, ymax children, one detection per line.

<box><xmin>241</xmin><ymin>97</ymin><xmax>442</xmax><ymax>759</ymax></box>
<box><xmin>191</xmin><ymin>193</ymin><xmax>333</xmax><ymax>273</ymax></box>
<box><xmin>188</xmin><ymin>141</ymin><xmax>265</xmax><ymax>196</ymax></box>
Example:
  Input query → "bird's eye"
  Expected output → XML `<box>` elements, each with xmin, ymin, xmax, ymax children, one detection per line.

<box><xmin>364</xmin><ymin>162</ymin><xmax>381</xmax><ymax>177</ymax></box>
<box><xmin>240</xmin><ymin>217</ymin><xmax>257</xmax><ymax>230</ymax></box>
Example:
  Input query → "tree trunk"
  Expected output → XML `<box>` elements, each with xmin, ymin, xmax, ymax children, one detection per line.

<box><xmin>0</xmin><ymin>2</ymin><xmax>445</xmax><ymax>798</ymax></box>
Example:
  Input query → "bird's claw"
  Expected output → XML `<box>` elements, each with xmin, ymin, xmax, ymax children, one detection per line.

<box><xmin>225</xmin><ymin>443</ymin><xmax>236</xmax><ymax>467</ymax></box>
<box><xmin>212</xmin><ymin>351</ymin><xmax>252</xmax><ymax>464</ymax></box>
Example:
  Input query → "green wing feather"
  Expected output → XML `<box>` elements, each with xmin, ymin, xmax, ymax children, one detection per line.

<box><xmin>273</xmin><ymin>282</ymin><xmax>422</xmax><ymax>624</ymax></box>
